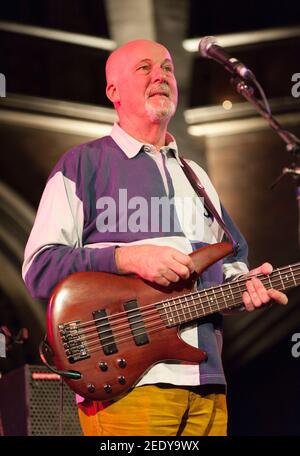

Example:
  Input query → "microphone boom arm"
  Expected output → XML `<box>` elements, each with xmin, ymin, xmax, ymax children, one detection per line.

<box><xmin>230</xmin><ymin>75</ymin><xmax>300</xmax><ymax>247</ymax></box>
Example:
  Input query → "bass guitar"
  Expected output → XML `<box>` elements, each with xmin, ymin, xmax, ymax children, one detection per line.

<box><xmin>46</xmin><ymin>242</ymin><xmax>299</xmax><ymax>401</ymax></box>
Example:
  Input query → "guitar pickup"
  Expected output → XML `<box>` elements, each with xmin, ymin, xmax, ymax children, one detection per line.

<box><xmin>93</xmin><ymin>309</ymin><xmax>118</xmax><ymax>356</ymax></box>
<box><xmin>124</xmin><ymin>300</ymin><xmax>149</xmax><ymax>346</ymax></box>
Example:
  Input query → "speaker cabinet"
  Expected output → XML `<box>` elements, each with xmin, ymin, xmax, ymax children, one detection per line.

<box><xmin>0</xmin><ymin>364</ymin><xmax>82</xmax><ymax>435</ymax></box>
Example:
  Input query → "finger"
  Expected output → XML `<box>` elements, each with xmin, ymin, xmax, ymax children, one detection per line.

<box><xmin>172</xmin><ymin>251</ymin><xmax>195</xmax><ymax>273</ymax></box>
<box><xmin>259</xmin><ymin>262</ymin><xmax>273</xmax><ymax>276</ymax></box>
<box><xmin>246</xmin><ymin>279</ymin><xmax>263</xmax><ymax>307</ymax></box>
<box><xmin>160</xmin><ymin>268</ymin><xmax>180</xmax><ymax>283</ymax></box>
<box><xmin>168</xmin><ymin>263</ymin><xmax>191</xmax><ymax>280</ymax></box>
<box><xmin>251</xmin><ymin>277</ymin><xmax>270</xmax><ymax>304</ymax></box>
<box><xmin>242</xmin><ymin>291</ymin><xmax>255</xmax><ymax>311</ymax></box>
<box><xmin>186</xmin><ymin>259</ymin><xmax>196</xmax><ymax>275</ymax></box>
<box><xmin>268</xmin><ymin>289</ymin><xmax>288</xmax><ymax>305</ymax></box>
<box><xmin>249</xmin><ymin>262</ymin><xmax>273</xmax><ymax>277</ymax></box>
<box><xmin>155</xmin><ymin>275</ymin><xmax>171</xmax><ymax>287</ymax></box>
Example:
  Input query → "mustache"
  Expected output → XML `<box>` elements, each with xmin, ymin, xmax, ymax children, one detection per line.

<box><xmin>147</xmin><ymin>83</ymin><xmax>171</xmax><ymax>98</ymax></box>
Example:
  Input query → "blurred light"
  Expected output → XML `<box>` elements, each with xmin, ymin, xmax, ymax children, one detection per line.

<box><xmin>187</xmin><ymin>112</ymin><xmax>300</xmax><ymax>137</ymax></box>
<box><xmin>0</xmin><ymin>21</ymin><xmax>116</xmax><ymax>51</ymax></box>
<box><xmin>182</xmin><ymin>26</ymin><xmax>300</xmax><ymax>53</ymax></box>
<box><xmin>0</xmin><ymin>109</ymin><xmax>113</xmax><ymax>137</ymax></box>
<box><xmin>222</xmin><ymin>100</ymin><xmax>232</xmax><ymax>110</ymax></box>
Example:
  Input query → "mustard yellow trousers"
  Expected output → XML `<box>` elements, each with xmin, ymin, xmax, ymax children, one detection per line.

<box><xmin>78</xmin><ymin>384</ymin><xmax>227</xmax><ymax>436</ymax></box>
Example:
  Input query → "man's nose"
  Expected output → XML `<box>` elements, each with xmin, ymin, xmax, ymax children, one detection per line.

<box><xmin>152</xmin><ymin>66</ymin><xmax>168</xmax><ymax>84</ymax></box>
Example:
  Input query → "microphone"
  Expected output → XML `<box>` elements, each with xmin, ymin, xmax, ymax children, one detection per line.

<box><xmin>198</xmin><ymin>36</ymin><xmax>255</xmax><ymax>80</ymax></box>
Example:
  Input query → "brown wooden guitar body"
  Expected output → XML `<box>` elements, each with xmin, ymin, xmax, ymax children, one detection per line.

<box><xmin>47</xmin><ymin>242</ymin><xmax>233</xmax><ymax>400</ymax></box>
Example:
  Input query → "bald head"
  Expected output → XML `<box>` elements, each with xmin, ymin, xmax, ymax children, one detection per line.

<box><xmin>105</xmin><ymin>39</ymin><xmax>172</xmax><ymax>85</ymax></box>
<box><xmin>105</xmin><ymin>39</ymin><xmax>177</xmax><ymax>129</ymax></box>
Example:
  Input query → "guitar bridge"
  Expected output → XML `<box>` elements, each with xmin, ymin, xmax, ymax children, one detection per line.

<box><xmin>59</xmin><ymin>321</ymin><xmax>90</xmax><ymax>363</ymax></box>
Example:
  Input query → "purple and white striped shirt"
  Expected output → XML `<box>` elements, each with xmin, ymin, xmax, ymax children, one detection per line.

<box><xmin>23</xmin><ymin>123</ymin><xmax>249</xmax><ymax>390</ymax></box>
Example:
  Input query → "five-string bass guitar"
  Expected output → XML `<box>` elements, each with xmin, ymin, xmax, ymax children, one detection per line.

<box><xmin>45</xmin><ymin>242</ymin><xmax>299</xmax><ymax>401</ymax></box>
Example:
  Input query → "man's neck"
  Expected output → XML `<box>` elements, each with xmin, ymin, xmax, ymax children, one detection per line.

<box><xmin>118</xmin><ymin>118</ymin><xmax>169</xmax><ymax>151</ymax></box>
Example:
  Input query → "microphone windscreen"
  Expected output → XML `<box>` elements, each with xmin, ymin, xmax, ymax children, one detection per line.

<box><xmin>198</xmin><ymin>36</ymin><xmax>217</xmax><ymax>58</ymax></box>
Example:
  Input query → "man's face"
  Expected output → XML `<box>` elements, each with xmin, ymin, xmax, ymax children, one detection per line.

<box><xmin>107</xmin><ymin>41</ymin><xmax>178</xmax><ymax>125</ymax></box>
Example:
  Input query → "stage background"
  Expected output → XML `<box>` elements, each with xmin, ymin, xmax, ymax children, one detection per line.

<box><xmin>0</xmin><ymin>0</ymin><xmax>299</xmax><ymax>435</ymax></box>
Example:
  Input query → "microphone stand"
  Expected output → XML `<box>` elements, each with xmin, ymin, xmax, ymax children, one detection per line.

<box><xmin>230</xmin><ymin>76</ymin><xmax>300</xmax><ymax>249</ymax></box>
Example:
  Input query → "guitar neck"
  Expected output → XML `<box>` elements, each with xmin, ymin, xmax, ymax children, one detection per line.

<box><xmin>158</xmin><ymin>263</ymin><xmax>300</xmax><ymax>327</ymax></box>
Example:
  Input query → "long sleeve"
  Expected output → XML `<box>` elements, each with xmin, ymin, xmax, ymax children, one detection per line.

<box><xmin>22</xmin><ymin>168</ymin><xmax>118</xmax><ymax>301</ymax></box>
<box><xmin>221</xmin><ymin>204</ymin><xmax>249</xmax><ymax>280</ymax></box>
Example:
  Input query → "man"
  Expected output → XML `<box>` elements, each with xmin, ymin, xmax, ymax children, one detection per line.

<box><xmin>22</xmin><ymin>39</ymin><xmax>288</xmax><ymax>436</ymax></box>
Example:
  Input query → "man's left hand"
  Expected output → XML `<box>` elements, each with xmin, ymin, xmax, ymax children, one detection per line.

<box><xmin>242</xmin><ymin>262</ymin><xmax>288</xmax><ymax>312</ymax></box>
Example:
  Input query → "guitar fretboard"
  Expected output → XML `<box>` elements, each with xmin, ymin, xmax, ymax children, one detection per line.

<box><xmin>157</xmin><ymin>263</ymin><xmax>300</xmax><ymax>327</ymax></box>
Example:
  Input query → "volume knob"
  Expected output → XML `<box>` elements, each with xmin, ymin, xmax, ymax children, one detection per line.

<box><xmin>118</xmin><ymin>358</ymin><xmax>127</xmax><ymax>368</ymax></box>
<box><xmin>118</xmin><ymin>375</ymin><xmax>126</xmax><ymax>385</ymax></box>
<box><xmin>99</xmin><ymin>362</ymin><xmax>108</xmax><ymax>371</ymax></box>
<box><xmin>104</xmin><ymin>384</ymin><xmax>112</xmax><ymax>393</ymax></box>
<box><xmin>87</xmin><ymin>384</ymin><xmax>95</xmax><ymax>393</ymax></box>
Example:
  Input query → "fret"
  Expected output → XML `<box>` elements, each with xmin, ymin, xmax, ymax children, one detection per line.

<box><xmin>174</xmin><ymin>297</ymin><xmax>181</xmax><ymax>325</ymax></box>
<box><xmin>163</xmin><ymin>301</ymin><xmax>174</xmax><ymax>326</ymax></box>
<box><xmin>179</xmin><ymin>296</ymin><xmax>186</xmax><ymax>324</ymax></box>
<box><xmin>221</xmin><ymin>283</ymin><xmax>233</xmax><ymax>310</ymax></box>
<box><xmin>219</xmin><ymin>286</ymin><xmax>228</xmax><ymax>310</ymax></box>
<box><xmin>282</xmin><ymin>271</ymin><xmax>293</xmax><ymax>289</ymax></box>
<box><xmin>194</xmin><ymin>290</ymin><xmax>202</xmax><ymax>316</ymax></box>
<box><xmin>289</xmin><ymin>266</ymin><xmax>297</xmax><ymax>286</ymax></box>
<box><xmin>211</xmin><ymin>288</ymin><xmax>220</xmax><ymax>312</ymax></box>
<box><xmin>233</xmin><ymin>279</ymin><xmax>245</xmax><ymax>309</ymax></box>
<box><xmin>277</xmin><ymin>270</ymin><xmax>285</xmax><ymax>290</ymax></box>
<box><xmin>266</xmin><ymin>274</ymin><xmax>272</xmax><ymax>289</ymax></box>
<box><xmin>227</xmin><ymin>282</ymin><xmax>236</xmax><ymax>308</ymax></box>
<box><xmin>204</xmin><ymin>289</ymin><xmax>213</xmax><ymax>315</ymax></box>
<box><xmin>197</xmin><ymin>292</ymin><xmax>204</xmax><ymax>317</ymax></box>
<box><xmin>158</xmin><ymin>262</ymin><xmax>299</xmax><ymax>327</ymax></box>
<box><xmin>190</xmin><ymin>292</ymin><xmax>198</xmax><ymax>319</ymax></box>
<box><xmin>185</xmin><ymin>294</ymin><xmax>194</xmax><ymax>321</ymax></box>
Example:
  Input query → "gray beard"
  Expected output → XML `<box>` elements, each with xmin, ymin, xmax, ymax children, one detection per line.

<box><xmin>145</xmin><ymin>99</ymin><xmax>176</xmax><ymax>122</ymax></box>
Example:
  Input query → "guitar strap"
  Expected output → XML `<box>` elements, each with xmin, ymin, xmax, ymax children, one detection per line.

<box><xmin>180</xmin><ymin>157</ymin><xmax>239</xmax><ymax>256</ymax></box>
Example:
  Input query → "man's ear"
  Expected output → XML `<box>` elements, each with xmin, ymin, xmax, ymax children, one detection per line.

<box><xmin>106</xmin><ymin>82</ymin><xmax>120</xmax><ymax>103</ymax></box>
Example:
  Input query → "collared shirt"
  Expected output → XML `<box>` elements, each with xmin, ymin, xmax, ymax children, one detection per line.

<box><xmin>111</xmin><ymin>122</ymin><xmax>182</xmax><ymax>196</ymax></box>
<box><xmin>110</xmin><ymin>122</ymin><xmax>181</xmax><ymax>161</ymax></box>
<box><xmin>22</xmin><ymin>123</ymin><xmax>249</xmax><ymax>396</ymax></box>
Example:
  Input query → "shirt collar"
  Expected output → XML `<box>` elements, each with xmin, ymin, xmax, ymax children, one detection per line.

<box><xmin>110</xmin><ymin>122</ymin><xmax>183</xmax><ymax>166</ymax></box>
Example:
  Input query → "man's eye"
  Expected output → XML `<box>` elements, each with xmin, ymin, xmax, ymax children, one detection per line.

<box><xmin>163</xmin><ymin>66</ymin><xmax>173</xmax><ymax>73</ymax></box>
<box><xmin>137</xmin><ymin>65</ymin><xmax>150</xmax><ymax>71</ymax></box>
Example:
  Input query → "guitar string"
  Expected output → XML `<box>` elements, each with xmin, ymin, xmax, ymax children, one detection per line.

<box><xmin>76</xmin><ymin>271</ymin><xmax>295</xmax><ymax>346</ymax></box>
<box><xmin>69</xmin><ymin>277</ymin><xmax>294</xmax><ymax>355</ymax></box>
<box><xmin>75</xmin><ymin>266</ymin><xmax>300</xmax><ymax>336</ymax></box>
<box><xmin>65</xmin><ymin>271</ymin><xmax>300</xmax><ymax>356</ymax></box>
<box><xmin>67</xmin><ymin>285</ymin><xmax>298</xmax><ymax>358</ymax></box>
<box><xmin>71</xmin><ymin>264</ymin><xmax>300</xmax><ymax>332</ymax></box>
<box><xmin>81</xmin><ymin>268</ymin><xmax>299</xmax><ymax>357</ymax></box>
<box><xmin>68</xmin><ymin>270</ymin><xmax>300</xmax><ymax>351</ymax></box>
<box><xmin>85</xmin><ymin>322</ymin><xmax>181</xmax><ymax>357</ymax></box>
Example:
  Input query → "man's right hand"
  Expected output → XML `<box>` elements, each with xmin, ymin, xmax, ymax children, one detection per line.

<box><xmin>115</xmin><ymin>245</ymin><xmax>195</xmax><ymax>287</ymax></box>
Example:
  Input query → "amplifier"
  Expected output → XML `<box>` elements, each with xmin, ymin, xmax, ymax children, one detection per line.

<box><xmin>0</xmin><ymin>364</ymin><xmax>82</xmax><ymax>435</ymax></box>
